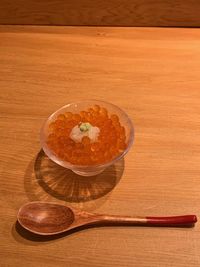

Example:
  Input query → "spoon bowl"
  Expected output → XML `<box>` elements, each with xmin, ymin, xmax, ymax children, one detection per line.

<box><xmin>18</xmin><ymin>202</ymin><xmax>75</xmax><ymax>235</ymax></box>
<box><xmin>17</xmin><ymin>202</ymin><xmax>197</xmax><ymax>235</ymax></box>
<box><xmin>18</xmin><ymin>202</ymin><xmax>104</xmax><ymax>235</ymax></box>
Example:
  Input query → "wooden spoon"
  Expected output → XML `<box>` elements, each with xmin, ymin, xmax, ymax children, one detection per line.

<box><xmin>17</xmin><ymin>202</ymin><xmax>197</xmax><ymax>235</ymax></box>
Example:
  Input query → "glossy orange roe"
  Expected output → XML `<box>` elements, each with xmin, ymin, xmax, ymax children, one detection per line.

<box><xmin>47</xmin><ymin>105</ymin><xmax>127</xmax><ymax>165</ymax></box>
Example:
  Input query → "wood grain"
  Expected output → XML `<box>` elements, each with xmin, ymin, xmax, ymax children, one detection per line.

<box><xmin>1</xmin><ymin>26</ymin><xmax>200</xmax><ymax>266</ymax></box>
<box><xmin>1</xmin><ymin>0</ymin><xmax>200</xmax><ymax>26</ymax></box>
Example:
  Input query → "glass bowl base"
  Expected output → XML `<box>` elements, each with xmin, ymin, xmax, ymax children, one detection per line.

<box><xmin>72</xmin><ymin>168</ymin><xmax>105</xmax><ymax>176</ymax></box>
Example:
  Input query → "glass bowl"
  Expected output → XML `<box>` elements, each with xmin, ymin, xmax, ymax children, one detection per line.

<box><xmin>40</xmin><ymin>100</ymin><xmax>134</xmax><ymax>176</ymax></box>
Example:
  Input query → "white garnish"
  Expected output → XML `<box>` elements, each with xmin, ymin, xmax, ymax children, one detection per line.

<box><xmin>70</xmin><ymin>123</ymin><xmax>100</xmax><ymax>143</ymax></box>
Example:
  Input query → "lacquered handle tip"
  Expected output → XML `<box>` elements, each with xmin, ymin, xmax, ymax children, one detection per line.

<box><xmin>146</xmin><ymin>215</ymin><xmax>197</xmax><ymax>226</ymax></box>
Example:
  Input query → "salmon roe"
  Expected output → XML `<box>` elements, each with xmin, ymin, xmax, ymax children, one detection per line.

<box><xmin>47</xmin><ymin>105</ymin><xmax>127</xmax><ymax>165</ymax></box>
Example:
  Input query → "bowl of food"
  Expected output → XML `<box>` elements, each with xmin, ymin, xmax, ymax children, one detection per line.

<box><xmin>40</xmin><ymin>100</ymin><xmax>134</xmax><ymax>176</ymax></box>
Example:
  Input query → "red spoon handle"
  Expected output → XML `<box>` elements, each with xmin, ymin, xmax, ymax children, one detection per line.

<box><xmin>146</xmin><ymin>215</ymin><xmax>197</xmax><ymax>226</ymax></box>
<box><xmin>100</xmin><ymin>214</ymin><xmax>197</xmax><ymax>227</ymax></box>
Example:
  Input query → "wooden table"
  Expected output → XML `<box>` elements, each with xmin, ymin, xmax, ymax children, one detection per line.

<box><xmin>1</xmin><ymin>26</ymin><xmax>200</xmax><ymax>267</ymax></box>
